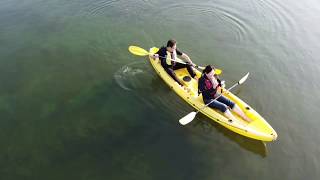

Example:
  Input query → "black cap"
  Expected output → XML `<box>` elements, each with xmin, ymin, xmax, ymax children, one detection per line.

<box><xmin>203</xmin><ymin>65</ymin><xmax>215</xmax><ymax>74</ymax></box>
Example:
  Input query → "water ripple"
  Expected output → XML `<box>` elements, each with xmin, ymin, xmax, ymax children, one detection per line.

<box><xmin>212</xmin><ymin>6</ymin><xmax>249</xmax><ymax>42</ymax></box>
<box><xmin>84</xmin><ymin>0</ymin><xmax>154</xmax><ymax>17</ymax></box>
<box><xmin>152</xmin><ymin>2</ymin><xmax>253</xmax><ymax>43</ymax></box>
<box><xmin>114</xmin><ymin>61</ymin><xmax>146</xmax><ymax>91</ymax></box>
<box><xmin>252</xmin><ymin>0</ymin><xmax>297</xmax><ymax>40</ymax></box>
<box><xmin>114</xmin><ymin>61</ymin><xmax>191</xmax><ymax>118</ymax></box>
<box><xmin>87</xmin><ymin>0</ymin><xmax>120</xmax><ymax>16</ymax></box>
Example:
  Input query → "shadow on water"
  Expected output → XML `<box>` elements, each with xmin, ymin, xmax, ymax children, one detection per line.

<box><xmin>192</xmin><ymin>113</ymin><xmax>268</xmax><ymax>158</ymax></box>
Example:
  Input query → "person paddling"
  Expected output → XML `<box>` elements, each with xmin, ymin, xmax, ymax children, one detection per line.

<box><xmin>152</xmin><ymin>39</ymin><xmax>197</xmax><ymax>86</ymax></box>
<box><xmin>198</xmin><ymin>65</ymin><xmax>251</xmax><ymax>123</ymax></box>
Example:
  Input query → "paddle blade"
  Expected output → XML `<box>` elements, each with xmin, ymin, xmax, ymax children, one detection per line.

<box><xmin>238</xmin><ymin>72</ymin><xmax>250</xmax><ymax>84</ymax></box>
<box><xmin>150</xmin><ymin>47</ymin><xmax>159</xmax><ymax>54</ymax></box>
<box><xmin>179</xmin><ymin>112</ymin><xmax>197</xmax><ymax>125</ymax></box>
<box><xmin>215</xmin><ymin>69</ymin><xmax>222</xmax><ymax>75</ymax></box>
<box><xmin>128</xmin><ymin>46</ymin><xmax>149</xmax><ymax>56</ymax></box>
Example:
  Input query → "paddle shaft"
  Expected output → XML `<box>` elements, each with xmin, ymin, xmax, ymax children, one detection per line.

<box><xmin>196</xmin><ymin>81</ymin><xmax>240</xmax><ymax>114</ymax></box>
<box><xmin>151</xmin><ymin>54</ymin><xmax>204</xmax><ymax>69</ymax></box>
<box><xmin>128</xmin><ymin>46</ymin><xmax>220</xmax><ymax>72</ymax></box>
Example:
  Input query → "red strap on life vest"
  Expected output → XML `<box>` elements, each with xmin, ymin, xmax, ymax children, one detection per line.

<box><xmin>204</xmin><ymin>79</ymin><xmax>218</xmax><ymax>96</ymax></box>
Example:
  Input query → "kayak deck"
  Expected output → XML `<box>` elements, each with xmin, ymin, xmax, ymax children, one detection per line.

<box><xmin>148</xmin><ymin>47</ymin><xmax>277</xmax><ymax>141</ymax></box>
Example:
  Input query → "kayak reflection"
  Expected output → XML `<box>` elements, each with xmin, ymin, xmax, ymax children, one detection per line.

<box><xmin>193</xmin><ymin>113</ymin><xmax>267</xmax><ymax>157</ymax></box>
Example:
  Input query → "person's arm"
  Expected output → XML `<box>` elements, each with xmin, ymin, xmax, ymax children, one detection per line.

<box><xmin>198</xmin><ymin>77</ymin><xmax>210</xmax><ymax>94</ymax></box>
<box><xmin>198</xmin><ymin>77</ymin><xmax>213</xmax><ymax>98</ymax></box>
<box><xmin>151</xmin><ymin>47</ymin><xmax>166</xmax><ymax>63</ymax></box>
<box><xmin>177</xmin><ymin>49</ymin><xmax>195</xmax><ymax>66</ymax></box>
<box><xmin>181</xmin><ymin>53</ymin><xmax>193</xmax><ymax>64</ymax></box>
<box><xmin>150</xmin><ymin>49</ymin><xmax>160</xmax><ymax>59</ymax></box>
<box><xmin>198</xmin><ymin>78</ymin><xmax>204</xmax><ymax>95</ymax></box>
<box><xmin>151</xmin><ymin>54</ymin><xmax>159</xmax><ymax>59</ymax></box>
<box><xmin>214</xmin><ymin>75</ymin><xmax>224</xmax><ymax>94</ymax></box>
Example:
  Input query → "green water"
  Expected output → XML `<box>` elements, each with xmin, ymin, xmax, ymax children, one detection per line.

<box><xmin>1</xmin><ymin>0</ymin><xmax>320</xmax><ymax>179</ymax></box>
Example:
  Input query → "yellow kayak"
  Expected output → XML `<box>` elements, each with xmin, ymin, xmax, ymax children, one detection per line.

<box><xmin>148</xmin><ymin>47</ymin><xmax>277</xmax><ymax>142</ymax></box>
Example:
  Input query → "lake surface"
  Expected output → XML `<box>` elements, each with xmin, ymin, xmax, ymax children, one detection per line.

<box><xmin>1</xmin><ymin>0</ymin><xmax>320</xmax><ymax>179</ymax></box>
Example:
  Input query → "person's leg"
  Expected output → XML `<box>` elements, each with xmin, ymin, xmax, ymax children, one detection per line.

<box><xmin>224</xmin><ymin>109</ymin><xmax>237</xmax><ymax>122</ymax></box>
<box><xmin>216</xmin><ymin>96</ymin><xmax>235</xmax><ymax>108</ymax></box>
<box><xmin>173</xmin><ymin>63</ymin><xmax>196</xmax><ymax>78</ymax></box>
<box><xmin>165</xmin><ymin>67</ymin><xmax>184</xmax><ymax>86</ymax></box>
<box><xmin>206</xmin><ymin>99</ymin><xmax>236</xmax><ymax>121</ymax></box>
<box><xmin>232</xmin><ymin>104</ymin><xmax>251</xmax><ymax>122</ymax></box>
<box><xmin>217</xmin><ymin>96</ymin><xmax>251</xmax><ymax>122</ymax></box>
<box><xmin>172</xmin><ymin>63</ymin><xmax>185</xmax><ymax>70</ymax></box>
<box><xmin>185</xmin><ymin>64</ymin><xmax>196</xmax><ymax>78</ymax></box>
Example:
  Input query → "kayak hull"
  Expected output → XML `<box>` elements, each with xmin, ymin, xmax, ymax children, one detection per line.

<box><xmin>148</xmin><ymin>47</ymin><xmax>277</xmax><ymax>141</ymax></box>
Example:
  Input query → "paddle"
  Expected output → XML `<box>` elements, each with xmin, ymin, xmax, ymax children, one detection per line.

<box><xmin>179</xmin><ymin>72</ymin><xmax>250</xmax><ymax>125</ymax></box>
<box><xmin>128</xmin><ymin>45</ymin><xmax>222</xmax><ymax>75</ymax></box>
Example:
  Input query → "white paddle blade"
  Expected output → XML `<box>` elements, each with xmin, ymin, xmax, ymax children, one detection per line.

<box><xmin>238</xmin><ymin>72</ymin><xmax>250</xmax><ymax>85</ymax></box>
<box><xmin>179</xmin><ymin>112</ymin><xmax>197</xmax><ymax>125</ymax></box>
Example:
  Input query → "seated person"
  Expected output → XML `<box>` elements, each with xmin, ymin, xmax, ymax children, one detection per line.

<box><xmin>153</xmin><ymin>39</ymin><xmax>197</xmax><ymax>86</ymax></box>
<box><xmin>198</xmin><ymin>65</ymin><xmax>251</xmax><ymax>122</ymax></box>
